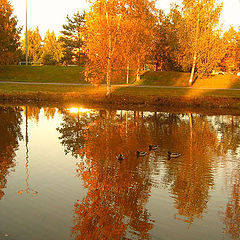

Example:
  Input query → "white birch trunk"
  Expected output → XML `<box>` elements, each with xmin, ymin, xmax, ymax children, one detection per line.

<box><xmin>106</xmin><ymin>32</ymin><xmax>111</xmax><ymax>96</ymax></box>
<box><xmin>189</xmin><ymin>51</ymin><xmax>197</xmax><ymax>85</ymax></box>
<box><xmin>189</xmin><ymin>9</ymin><xmax>200</xmax><ymax>86</ymax></box>
<box><xmin>126</xmin><ymin>63</ymin><xmax>129</xmax><ymax>84</ymax></box>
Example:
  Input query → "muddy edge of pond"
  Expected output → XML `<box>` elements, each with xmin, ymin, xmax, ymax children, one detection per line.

<box><xmin>0</xmin><ymin>92</ymin><xmax>240</xmax><ymax>114</ymax></box>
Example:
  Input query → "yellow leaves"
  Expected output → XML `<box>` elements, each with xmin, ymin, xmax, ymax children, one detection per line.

<box><xmin>84</xmin><ymin>0</ymin><xmax>156</xmax><ymax>86</ymax></box>
<box><xmin>0</xmin><ymin>0</ymin><xmax>20</xmax><ymax>64</ymax></box>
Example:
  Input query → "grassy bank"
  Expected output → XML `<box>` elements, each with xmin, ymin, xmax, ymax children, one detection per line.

<box><xmin>1</xmin><ymin>66</ymin><xmax>240</xmax><ymax>109</ymax></box>
<box><xmin>1</xmin><ymin>66</ymin><xmax>240</xmax><ymax>88</ymax></box>
<box><xmin>0</xmin><ymin>65</ymin><xmax>86</xmax><ymax>83</ymax></box>
<box><xmin>1</xmin><ymin>83</ymin><xmax>240</xmax><ymax>109</ymax></box>
<box><xmin>140</xmin><ymin>71</ymin><xmax>240</xmax><ymax>88</ymax></box>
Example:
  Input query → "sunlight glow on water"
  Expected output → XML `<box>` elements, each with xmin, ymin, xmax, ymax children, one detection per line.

<box><xmin>0</xmin><ymin>104</ymin><xmax>239</xmax><ymax>240</ymax></box>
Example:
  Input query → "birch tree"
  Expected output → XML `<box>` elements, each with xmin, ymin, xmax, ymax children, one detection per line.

<box><xmin>22</xmin><ymin>27</ymin><xmax>42</xmax><ymax>63</ymax></box>
<box><xmin>181</xmin><ymin>0</ymin><xmax>223</xmax><ymax>85</ymax></box>
<box><xmin>84</xmin><ymin>0</ymin><xmax>156</xmax><ymax>94</ymax></box>
<box><xmin>41</xmin><ymin>30</ymin><xmax>63</xmax><ymax>65</ymax></box>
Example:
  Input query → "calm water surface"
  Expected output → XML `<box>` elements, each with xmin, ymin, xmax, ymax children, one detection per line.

<box><xmin>0</xmin><ymin>104</ymin><xmax>239</xmax><ymax>240</ymax></box>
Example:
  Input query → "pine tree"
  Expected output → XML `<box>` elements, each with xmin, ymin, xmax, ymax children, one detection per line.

<box><xmin>60</xmin><ymin>11</ymin><xmax>86</xmax><ymax>65</ymax></box>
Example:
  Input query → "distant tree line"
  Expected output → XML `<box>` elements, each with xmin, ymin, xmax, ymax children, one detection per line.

<box><xmin>1</xmin><ymin>0</ymin><xmax>240</xmax><ymax>86</ymax></box>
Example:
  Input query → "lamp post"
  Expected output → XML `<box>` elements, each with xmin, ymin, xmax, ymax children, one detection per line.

<box><xmin>25</xmin><ymin>0</ymin><xmax>28</xmax><ymax>65</ymax></box>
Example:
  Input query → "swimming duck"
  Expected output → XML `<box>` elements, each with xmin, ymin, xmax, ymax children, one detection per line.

<box><xmin>149</xmin><ymin>145</ymin><xmax>158</xmax><ymax>151</ymax></box>
<box><xmin>168</xmin><ymin>151</ymin><xmax>181</xmax><ymax>158</ymax></box>
<box><xmin>117</xmin><ymin>154</ymin><xmax>125</xmax><ymax>162</ymax></box>
<box><xmin>137</xmin><ymin>151</ymin><xmax>147</xmax><ymax>158</ymax></box>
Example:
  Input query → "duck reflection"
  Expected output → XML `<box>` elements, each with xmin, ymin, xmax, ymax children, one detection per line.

<box><xmin>0</xmin><ymin>106</ymin><xmax>23</xmax><ymax>199</ymax></box>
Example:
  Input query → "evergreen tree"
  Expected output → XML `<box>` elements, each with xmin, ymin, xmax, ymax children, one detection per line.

<box><xmin>60</xmin><ymin>11</ymin><xmax>86</xmax><ymax>65</ymax></box>
<box><xmin>0</xmin><ymin>0</ymin><xmax>21</xmax><ymax>65</ymax></box>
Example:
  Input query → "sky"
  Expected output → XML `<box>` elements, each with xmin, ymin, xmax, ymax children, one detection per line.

<box><xmin>9</xmin><ymin>0</ymin><xmax>240</xmax><ymax>37</ymax></box>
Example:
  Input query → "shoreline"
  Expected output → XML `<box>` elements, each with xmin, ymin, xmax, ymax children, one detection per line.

<box><xmin>0</xmin><ymin>91</ymin><xmax>240</xmax><ymax>113</ymax></box>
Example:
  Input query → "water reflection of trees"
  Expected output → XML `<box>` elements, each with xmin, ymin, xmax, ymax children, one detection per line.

<box><xmin>72</xmin><ymin>111</ymin><xmax>158</xmax><ymax>240</ymax></box>
<box><xmin>223</xmin><ymin>164</ymin><xmax>240</xmax><ymax>240</ymax></box>
<box><xmin>58</xmin><ymin>110</ymin><xmax>158</xmax><ymax>239</ymax></box>
<box><xmin>0</xmin><ymin>106</ymin><xmax>23</xmax><ymax>199</ymax></box>
<box><xmin>57</xmin><ymin>108</ymin><xmax>240</xmax><ymax>237</ymax></box>
<box><xmin>210</xmin><ymin>116</ymin><xmax>240</xmax><ymax>239</ymax></box>
<box><xmin>57</xmin><ymin>109</ymin><xmax>98</xmax><ymax>158</ymax></box>
<box><xmin>213</xmin><ymin>116</ymin><xmax>240</xmax><ymax>155</ymax></box>
<box><xmin>160</xmin><ymin>114</ymin><xmax>218</xmax><ymax>224</ymax></box>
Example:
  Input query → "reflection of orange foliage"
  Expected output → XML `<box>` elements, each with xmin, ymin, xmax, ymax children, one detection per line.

<box><xmin>71</xmin><ymin>111</ymin><xmax>155</xmax><ymax>239</ymax></box>
<box><xmin>0</xmin><ymin>106</ymin><xmax>22</xmax><ymax>200</ymax></box>
<box><xmin>223</xmin><ymin>169</ymin><xmax>240</xmax><ymax>240</ymax></box>
<box><xmin>24</xmin><ymin>106</ymin><xmax>41</xmax><ymax>122</ymax></box>
<box><xmin>43</xmin><ymin>107</ymin><xmax>56</xmax><ymax>119</ymax></box>
<box><xmin>162</xmin><ymin>115</ymin><xmax>218</xmax><ymax>224</ymax></box>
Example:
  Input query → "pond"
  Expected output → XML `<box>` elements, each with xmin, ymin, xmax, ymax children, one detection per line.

<box><xmin>0</xmin><ymin>103</ymin><xmax>239</xmax><ymax>240</ymax></box>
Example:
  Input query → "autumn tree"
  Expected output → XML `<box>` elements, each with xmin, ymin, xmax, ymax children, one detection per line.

<box><xmin>41</xmin><ymin>30</ymin><xmax>63</xmax><ymax>65</ymax></box>
<box><xmin>0</xmin><ymin>0</ymin><xmax>21</xmax><ymax>64</ymax></box>
<box><xmin>221</xmin><ymin>27</ymin><xmax>240</xmax><ymax>72</ymax></box>
<box><xmin>117</xmin><ymin>0</ymin><xmax>156</xmax><ymax>82</ymax></box>
<box><xmin>180</xmin><ymin>0</ymin><xmax>223</xmax><ymax>85</ymax></box>
<box><xmin>152</xmin><ymin>6</ymin><xmax>183</xmax><ymax>71</ymax></box>
<box><xmin>60</xmin><ymin>11</ymin><xmax>86</xmax><ymax>65</ymax></box>
<box><xmin>84</xmin><ymin>0</ymin><xmax>156</xmax><ymax>94</ymax></box>
<box><xmin>22</xmin><ymin>27</ymin><xmax>42</xmax><ymax>63</ymax></box>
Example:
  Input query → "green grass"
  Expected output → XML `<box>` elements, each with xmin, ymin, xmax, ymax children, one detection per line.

<box><xmin>1</xmin><ymin>66</ymin><xmax>240</xmax><ymax>89</ymax></box>
<box><xmin>0</xmin><ymin>65</ymin><xmax>86</xmax><ymax>84</ymax></box>
<box><xmin>1</xmin><ymin>66</ymin><xmax>240</xmax><ymax>107</ymax></box>
<box><xmin>0</xmin><ymin>83</ymin><xmax>94</xmax><ymax>93</ymax></box>
<box><xmin>138</xmin><ymin>71</ymin><xmax>191</xmax><ymax>86</ymax></box>
<box><xmin>112</xmin><ymin>85</ymin><xmax>240</xmax><ymax>98</ymax></box>
<box><xmin>193</xmin><ymin>74</ymin><xmax>240</xmax><ymax>89</ymax></box>
<box><xmin>139</xmin><ymin>70</ymin><xmax>240</xmax><ymax>89</ymax></box>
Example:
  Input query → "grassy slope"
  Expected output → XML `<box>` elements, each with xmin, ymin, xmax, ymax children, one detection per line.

<box><xmin>138</xmin><ymin>71</ymin><xmax>191</xmax><ymax>86</ymax></box>
<box><xmin>140</xmin><ymin>71</ymin><xmax>240</xmax><ymax>89</ymax></box>
<box><xmin>0</xmin><ymin>65</ymin><xmax>86</xmax><ymax>84</ymax></box>
<box><xmin>1</xmin><ymin>66</ymin><xmax>240</xmax><ymax>89</ymax></box>
<box><xmin>1</xmin><ymin>66</ymin><xmax>240</xmax><ymax>107</ymax></box>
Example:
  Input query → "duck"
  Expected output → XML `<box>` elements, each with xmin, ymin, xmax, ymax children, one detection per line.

<box><xmin>168</xmin><ymin>151</ymin><xmax>181</xmax><ymax>158</ymax></box>
<box><xmin>137</xmin><ymin>151</ymin><xmax>147</xmax><ymax>158</ymax></box>
<box><xmin>149</xmin><ymin>145</ymin><xmax>158</xmax><ymax>151</ymax></box>
<box><xmin>117</xmin><ymin>154</ymin><xmax>125</xmax><ymax>162</ymax></box>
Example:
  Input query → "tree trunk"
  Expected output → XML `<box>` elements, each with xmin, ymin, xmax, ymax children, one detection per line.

<box><xmin>189</xmin><ymin>9</ymin><xmax>200</xmax><ymax>86</ymax></box>
<box><xmin>136</xmin><ymin>56</ymin><xmax>141</xmax><ymax>81</ymax></box>
<box><xmin>126</xmin><ymin>63</ymin><xmax>129</xmax><ymax>84</ymax></box>
<box><xmin>136</xmin><ymin>67</ymin><xmax>140</xmax><ymax>81</ymax></box>
<box><xmin>106</xmin><ymin>32</ymin><xmax>111</xmax><ymax>96</ymax></box>
<box><xmin>189</xmin><ymin>51</ymin><xmax>197</xmax><ymax>86</ymax></box>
